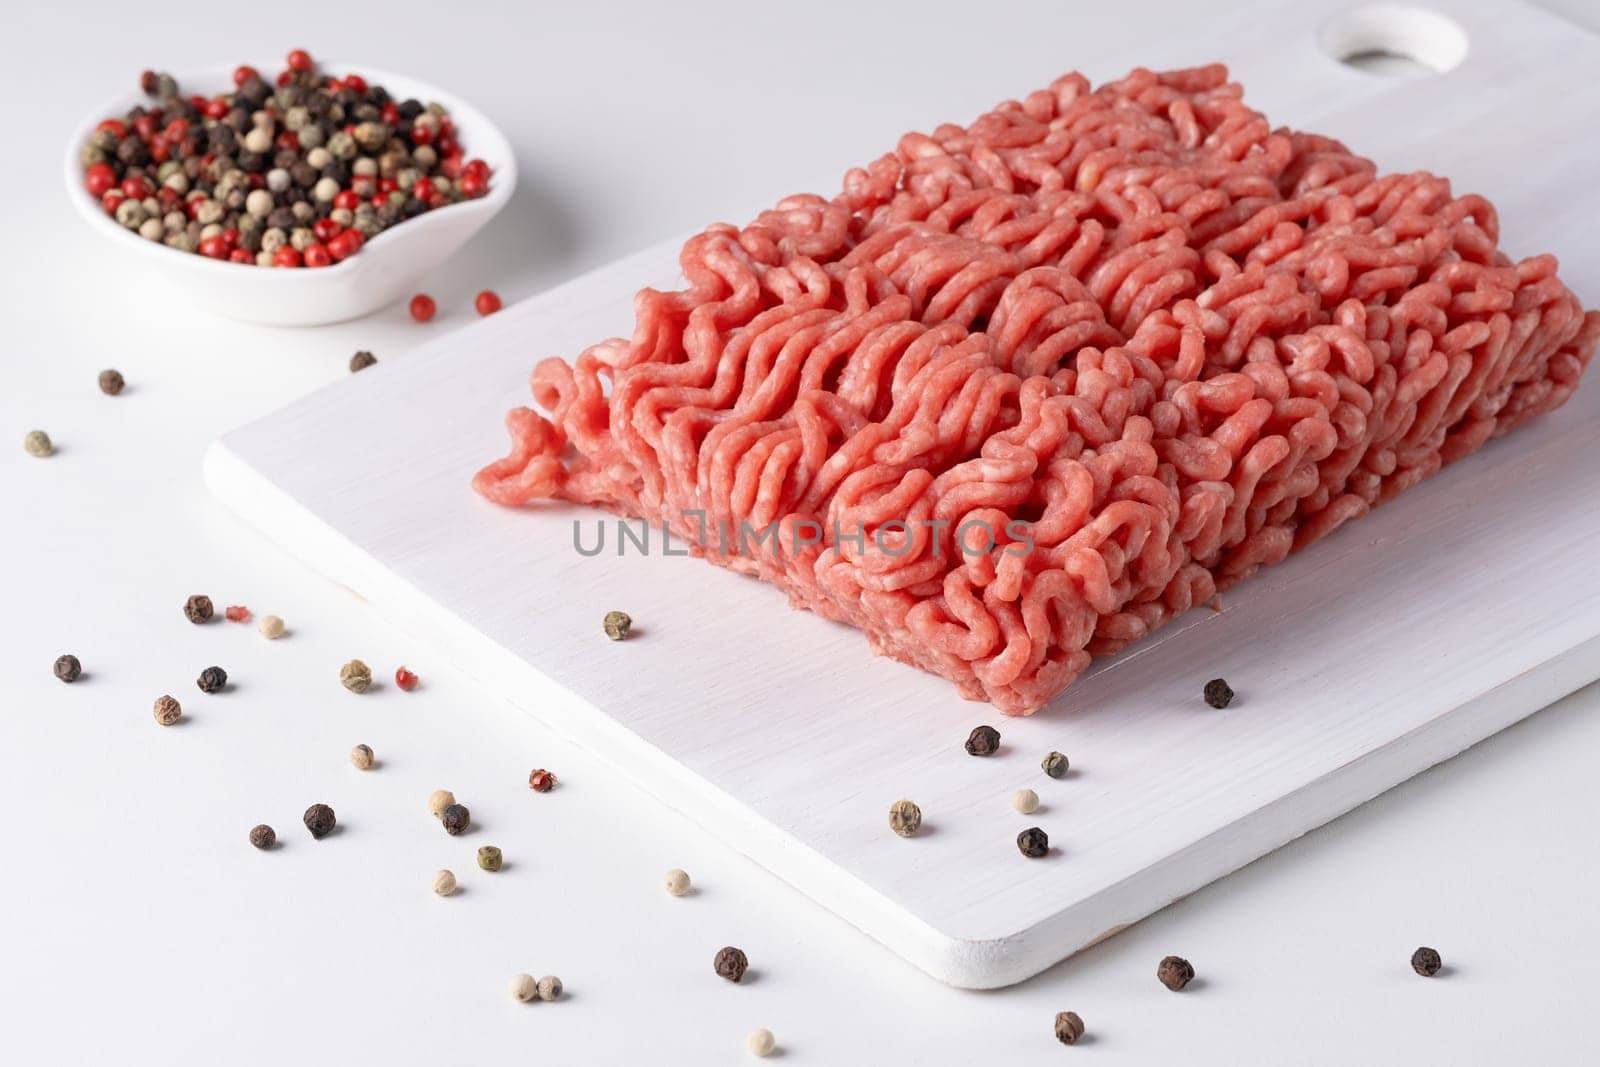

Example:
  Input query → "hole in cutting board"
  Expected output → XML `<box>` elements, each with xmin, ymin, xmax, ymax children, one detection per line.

<box><xmin>1319</xmin><ymin>4</ymin><xmax>1470</xmax><ymax>76</ymax></box>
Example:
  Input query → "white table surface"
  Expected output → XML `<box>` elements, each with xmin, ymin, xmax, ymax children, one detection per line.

<box><xmin>3</xmin><ymin>2</ymin><xmax>1596</xmax><ymax>1063</ymax></box>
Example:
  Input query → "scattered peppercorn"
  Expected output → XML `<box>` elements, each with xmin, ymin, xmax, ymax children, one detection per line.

<box><xmin>965</xmin><ymin>724</ymin><xmax>1001</xmax><ymax>757</ymax></box>
<box><xmin>339</xmin><ymin>659</ymin><xmax>372</xmax><ymax>693</ymax></box>
<box><xmin>1204</xmin><ymin>678</ymin><xmax>1235</xmax><ymax>709</ymax></box>
<box><xmin>536</xmin><ymin>976</ymin><xmax>562</xmax><ymax>1002</ymax></box>
<box><xmin>888</xmin><ymin>799</ymin><xmax>922</xmax><ymax>838</ymax></box>
<box><xmin>664</xmin><ymin>868</ymin><xmax>692</xmax><ymax>896</ymax></box>
<box><xmin>475</xmin><ymin>289</ymin><xmax>502</xmax><ymax>316</ymax></box>
<box><xmin>1012</xmin><ymin>789</ymin><xmax>1040</xmax><ymax>815</ymax></box>
<box><xmin>53</xmin><ymin>654</ymin><xmax>82</xmax><ymax>683</ymax></box>
<box><xmin>303</xmin><ymin>803</ymin><xmax>337</xmax><ymax>839</ymax></box>
<box><xmin>441</xmin><ymin>803</ymin><xmax>470</xmax><ymax>835</ymax></box>
<box><xmin>428</xmin><ymin>789</ymin><xmax>456</xmax><ymax>817</ymax></box>
<box><xmin>153</xmin><ymin>694</ymin><xmax>183</xmax><ymax>726</ymax></box>
<box><xmin>249</xmin><ymin>824</ymin><xmax>276</xmax><ymax>850</ymax></box>
<box><xmin>350</xmin><ymin>743</ymin><xmax>375</xmax><ymax>770</ymax></box>
<box><xmin>1157</xmin><ymin>955</ymin><xmax>1195</xmax><ymax>991</ymax></box>
<box><xmin>509</xmin><ymin>973</ymin><xmax>538</xmax><ymax>1002</ymax></box>
<box><xmin>23</xmin><ymin>430</ymin><xmax>53</xmax><ymax>458</ymax></box>
<box><xmin>1042</xmin><ymin>751</ymin><xmax>1069</xmax><ymax>778</ymax></box>
<box><xmin>258</xmin><ymin>614</ymin><xmax>286</xmax><ymax>639</ymax></box>
<box><xmin>349</xmin><ymin>350</ymin><xmax>378</xmax><ymax>373</ymax></box>
<box><xmin>183</xmin><ymin>595</ymin><xmax>214</xmax><ymax>624</ymax></box>
<box><xmin>225</xmin><ymin>605</ymin><xmax>251</xmax><ymax>623</ymax></box>
<box><xmin>394</xmin><ymin>666</ymin><xmax>419</xmax><ymax>691</ymax></box>
<box><xmin>1054</xmin><ymin>1011</ymin><xmax>1085</xmax><ymax>1046</ymax></box>
<box><xmin>714</xmin><ymin>946</ymin><xmax>749</xmax><ymax>983</ymax></box>
<box><xmin>528</xmin><ymin>768</ymin><xmax>557</xmax><ymax>793</ymax></box>
<box><xmin>1411</xmin><ymin>946</ymin><xmax>1442</xmax><ymax>977</ymax></box>
<box><xmin>432</xmin><ymin>869</ymin><xmax>457</xmax><ymax>896</ymax></box>
<box><xmin>98</xmin><ymin>369</ymin><xmax>126</xmax><ymax>395</ymax></box>
<box><xmin>602</xmin><ymin>610</ymin><xmax>632</xmax><ymax>641</ymax></box>
<box><xmin>1017</xmin><ymin>826</ymin><xmax>1049</xmax><ymax>858</ymax></box>
<box><xmin>477</xmin><ymin>845</ymin><xmax>503</xmax><ymax>871</ymax></box>
<box><xmin>194</xmin><ymin>666</ymin><xmax>227</xmax><ymax>694</ymax></box>
<box><xmin>84</xmin><ymin>55</ymin><xmax>490</xmax><ymax>268</ymax></box>
<box><xmin>747</xmin><ymin>1029</ymin><xmax>776</xmax><ymax>1057</ymax></box>
<box><xmin>408</xmin><ymin>293</ymin><xmax>436</xmax><ymax>322</ymax></box>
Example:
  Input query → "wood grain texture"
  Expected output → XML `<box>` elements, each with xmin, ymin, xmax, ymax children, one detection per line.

<box><xmin>206</xmin><ymin>0</ymin><xmax>1600</xmax><ymax>987</ymax></box>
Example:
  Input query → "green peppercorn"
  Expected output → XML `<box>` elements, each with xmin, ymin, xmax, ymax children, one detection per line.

<box><xmin>1042</xmin><ymin>751</ymin><xmax>1069</xmax><ymax>778</ymax></box>
<box><xmin>603</xmin><ymin>610</ymin><xmax>632</xmax><ymax>641</ymax></box>
<box><xmin>477</xmin><ymin>845</ymin><xmax>503</xmax><ymax>872</ymax></box>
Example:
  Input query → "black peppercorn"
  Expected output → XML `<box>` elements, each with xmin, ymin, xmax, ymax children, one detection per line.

<box><xmin>303</xmin><ymin>803</ymin><xmax>337</xmax><ymax>839</ymax></box>
<box><xmin>237</xmin><ymin>151</ymin><xmax>266</xmax><ymax>174</ymax></box>
<box><xmin>98</xmin><ymin>369</ymin><xmax>126</xmax><ymax>396</ymax></box>
<box><xmin>349</xmin><ymin>351</ymin><xmax>378</xmax><ymax>373</ymax></box>
<box><xmin>965</xmin><ymin>724</ymin><xmax>1001</xmax><ymax>757</ymax></box>
<box><xmin>401</xmin><ymin>199</ymin><xmax>429</xmax><ymax>220</ymax></box>
<box><xmin>1157</xmin><ymin>955</ymin><xmax>1195</xmax><ymax>991</ymax></box>
<box><xmin>399</xmin><ymin>99</ymin><xmax>424</xmax><ymax>120</ymax></box>
<box><xmin>237</xmin><ymin>76</ymin><xmax>272</xmax><ymax>108</ymax></box>
<box><xmin>54</xmin><ymin>654</ymin><xmax>82</xmax><ymax>683</ymax></box>
<box><xmin>714</xmin><ymin>946</ymin><xmax>749</xmax><ymax>983</ymax></box>
<box><xmin>249</xmin><ymin>824</ymin><xmax>276</xmax><ymax>850</ymax></box>
<box><xmin>1411</xmin><ymin>946</ymin><xmax>1442</xmax><ymax>977</ymax></box>
<box><xmin>117</xmin><ymin>137</ymin><xmax>150</xmax><ymax>167</ymax></box>
<box><xmin>183</xmin><ymin>594</ymin><xmax>214</xmax><ymax>624</ymax></box>
<box><xmin>196</xmin><ymin>666</ymin><xmax>228</xmax><ymax>694</ymax></box>
<box><xmin>1203</xmin><ymin>678</ymin><xmax>1234</xmax><ymax>709</ymax></box>
<box><xmin>441</xmin><ymin>803</ymin><xmax>471</xmax><ymax>836</ymax></box>
<box><xmin>1016</xmin><ymin>826</ymin><xmax>1049</xmax><ymax>858</ymax></box>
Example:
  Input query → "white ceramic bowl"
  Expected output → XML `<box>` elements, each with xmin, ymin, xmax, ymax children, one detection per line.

<box><xmin>63</xmin><ymin>60</ymin><xmax>516</xmax><ymax>326</ymax></box>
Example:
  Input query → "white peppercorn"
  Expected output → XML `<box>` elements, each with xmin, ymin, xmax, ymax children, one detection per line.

<box><xmin>313</xmin><ymin>176</ymin><xmax>340</xmax><ymax>203</ymax></box>
<box><xmin>1012</xmin><ymin>788</ymin><xmax>1040</xmax><ymax>815</ymax></box>
<box><xmin>508</xmin><ymin>974</ymin><xmax>538</xmax><ymax>1002</ymax></box>
<box><xmin>339</xmin><ymin>659</ymin><xmax>373</xmax><ymax>693</ymax></box>
<box><xmin>305</xmin><ymin>146</ymin><xmax>332</xmax><ymax>169</ymax></box>
<box><xmin>195</xmin><ymin>200</ymin><xmax>224</xmax><ymax>226</ymax></box>
<box><xmin>162</xmin><ymin>171</ymin><xmax>189</xmax><ymax>194</ymax></box>
<box><xmin>536</xmin><ymin>976</ymin><xmax>562</xmax><ymax>1002</ymax></box>
<box><xmin>888</xmin><ymin>798</ymin><xmax>922</xmax><ymax>837</ymax></box>
<box><xmin>283</xmin><ymin>106</ymin><xmax>309</xmax><ymax>132</ymax></box>
<box><xmin>199</xmin><ymin>223</ymin><xmax>224</xmax><ymax>242</ymax></box>
<box><xmin>428</xmin><ymin>789</ymin><xmax>456</xmax><ymax>817</ymax></box>
<box><xmin>258</xmin><ymin>614</ymin><xmax>286</xmax><ymax>639</ymax></box>
<box><xmin>350</xmin><ymin>743</ymin><xmax>375</xmax><ymax>770</ymax></box>
<box><xmin>664</xmin><ymin>868</ymin><xmax>692</xmax><ymax>897</ymax></box>
<box><xmin>297</xmin><ymin>124</ymin><xmax>326</xmax><ymax>150</ymax></box>
<box><xmin>266</xmin><ymin>168</ymin><xmax>291</xmax><ymax>193</ymax></box>
<box><xmin>255</xmin><ymin>251</ymin><xmax>274</xmax><ymax>266</ymax></box>
<box><xmin>115</xmin><ymin>198</ymin><xmax>148</xmax><ymax>228</ymax></box>
<box><xmin>353</xmin><ymin>156</ymin><xmax>379</xmax><ymax>177</ymax></box>
<box><xmin>331</xmin><ymin>207</ymin><xmax>354</xmax><ymax>227</ymax></box>
<box><xmin>432</xmin><ymin>869</ymin><xmax>457</xmax><ymax>896</ymax></box>
<box><xmin>245</xmin><ymin>189</ymin><xmax>274</xmax><ymax>217</ymax></box>
<box><xmin>138</xmin><ymin>218</ymin><xmax>164</xmax><ymax>241</ymax></box>
<box><xmin>747</xmin><ymin>1029</ymin><xmax>776</xmax><ymax>1058</ymax></box>
<box><xmin>23</xmin><ymin>430</ymin><xmax>52</xmax><ymax>457</ymax></box>
<box><xmin>327</xmin><ymin>130</ymin><xmax>358</xmax><ymax>161</ymax></box>
<box><xmin>153</xmin><ymin>694</ymin><xmax>183</xmax><ymax>726</ymax></box>
<box><xmin>290</xmin><ymin>227</ymin><xmax>315</xmax><ymax>252</ymax></box>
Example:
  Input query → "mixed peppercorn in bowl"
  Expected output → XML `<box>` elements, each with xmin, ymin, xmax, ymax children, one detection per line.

<box><xmin>64</xmin><ymin>51</ymin><xmax>515</xmax><ymax>325</ymax></box>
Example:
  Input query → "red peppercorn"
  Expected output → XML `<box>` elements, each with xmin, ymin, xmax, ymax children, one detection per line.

<box><xmin>344</xmin><ymin>73</ymin><xmax>368</xmax><ymax>94</ymax></box>
<box><xmin>199</xmin><ymin>235</ymin><xmax>229</xmax><ymax>259</ymax></box>
<box><xmin>351</xmin><ymin>175</ymin><xmax>377</xmax><ymax>197</ymax></box>
<box><xmin>370</xmin><ymin>194</ymin><xmax>388</xmax><ymax>209</ymax></box>
<box><xmin>84</xmin><ymin>163</ymin><xmax>116</xmax><ymax>197</ymax></box>
<box><xmin>463</xmin><ymin>159</ymin><xmax>490</xmax><ymax>184</ymax></box>
<box><xmin>163</xmin><ymin>118</ymin><xmax>189</xmax><ymax>142</ymax></box>
<box><xmin>187</xmin><ymin>94</ymin><xmax>208</xmax><ymax>112</ymax></box>
<box><xmin>326</xmin><ymin>77</ymin><xmax>346</xmax><ymax>93</ymax></box>
<box><xmin>276</xmin><ymin>130</ymin><xmax>300</xmax><ymax>152</ymax></box>
<box><xmin>440</xmin><ymin>116</ymin><xmax>456</xmax><ymax>139</ymax></box>
<box><xmin>475</xmin><ymin>290</ymin><xmax>502</xmax><ymax>316</ymax></box>
<box><xmin>225</xmin><ymin>605</ymin><xmax>252</xmax><ymax>623</ymax></box>
<box><xmin>157</xmin><ymin>187</ymin><xmax>180</xmax><ymax>209</ymax></box>
<box><xmin>303</xmin><ymin>243</ymin><xmax>333</xmax><ymax>268</ymax></box>
<box><xmin>229</xmin><ymin>248</ymin><xmax>254</xmax><ymax>264</ymax></box>
<box><xmin>328</xmin><ymin>229</ymin><xmax>364</xmax><ymax>261</ymax></box>
<box><xmin>408</xmin><ymin>293</ymin><xmax>437</xmax><ymax>322</ymax></box>
<box><xmin>410</xmin><ymin>123</ymin><xmax>434</xmax><ymax>147</ymax></box>
<box><xmin>436</xmin><ymin>134</ymin><xmax>457</xmax><ymax>156</ymax></box>
<box><xmin>459</xmin><ymin>172</ymin><xmax>487</xmax><ymax>198</ymax></box>
<box><xmin>381</xmin><ymin>102</ymin><xmax>399</xmax><ymax>124</ymax></box>
<box><xmin>204</xmin><ymin>98</ymin><xmax>229</xmax><ymax>121</ymax></box>
<box><xmin>377</xmin><ymin>177</ymin><xmax>397</xmax><ymax>196</ymax></box>
<box><xmin>233</xmin><ymin>65</ymin><xmax>259</xmax><ymax>88</ymax></box>
<box><xmin>440</xmin><ymin>154</ymin><xmax>465</xmax><ymax>180</ymax></box>
<box><xmin>120</xmin><ymin>176</ymin><xmax>151</xmax><ymax>200</ymax></box>
<box><xmin>96</xmin><ymin>118</ymin><xmax>127</xmax><ymax>138</ymax></box>
<box><xmin>286</xmin><ymin>49</ymin><xmax>313</xmax><ymax>73</ymax></box>
<box><xmin>276</xmin><ymin>70</ymin><xmax>293</xmax><ymax>88</ymax></box>
<box><xmin>394</xmin><ymin>666</ymin><xmax>419</xmax><ymax>692</ymax></box>
<box><xmin>101</xmin><ymin>190</ymin><xmax>125</xmax><ymax>215</ymax></box>
<box><xmin>333</xmin><ymin>189</ymin><xmax>360</xmax><ymax>212</ymax></box>
<box><xmin>134</xmin><ymin>113</ymin><xmax>160</xmax><ymax>140</ymax></box>
<box><xmin>272</xmin><ymin>247</ymin><xmax>303</xmax><ymax>268</ymax></box>
<box><xmin>221</xmin><ymin>228</ymin><xmax>240</xmax><ymax>249</ymax></box>
<box><xmin>312</xmin><ymin>217</ymin><xmax>343</xmax><ymax>243</ymax></box>
<box><xmin>528</xmin><ymin>769</ymin><xmax>557</xmax><ymax>793</ymax></box>
<box><xmin>413</xmin><ymin>178</ymin><xmax>435</xmax><ymax>202</ymax></box>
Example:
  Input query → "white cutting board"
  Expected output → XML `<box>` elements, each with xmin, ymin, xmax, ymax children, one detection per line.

<box><xmin>206</xmin><ymin>0</ymin><xmax>1600</xmax><ymax>988</ymax></box>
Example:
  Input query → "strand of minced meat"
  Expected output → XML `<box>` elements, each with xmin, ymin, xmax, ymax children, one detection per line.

<box><xmin>475</xmin><ymin>64</ymin><xmax>1599</xmax><ymax>715</ymax></box>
